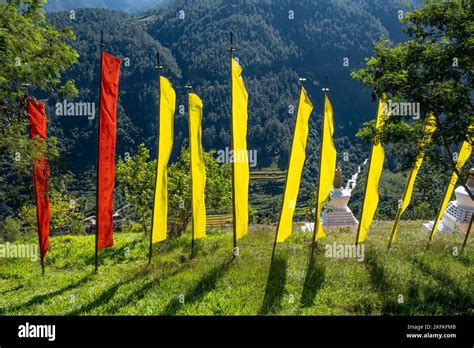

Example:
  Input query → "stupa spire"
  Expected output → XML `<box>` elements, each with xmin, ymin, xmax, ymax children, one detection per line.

<box><xmin>333</xmin><ymin>166</ymin><xmax>343</xmax><ymax>189</ymax></box>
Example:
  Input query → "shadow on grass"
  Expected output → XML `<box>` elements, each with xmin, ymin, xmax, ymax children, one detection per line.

<box><xmin>364</xmin><ymin>249</ymin><xmax>471</xmax><ymax>315</ymax></box>
<box><xmin>0</xmin><ymin>274</ymin><xmax>93</xmax><ymax>314</ymax></box>
<box><xmin>105</xmin><ymin>276</ymin><xmax>161</xmax><ymax>314</ymax></box>
<box><xmin>106</xmin><ymin>249</ymin><xmax>225</xmax><ymax>314</ymax></box>
<box><xmin>363</xmin><ymin>248</ymin><xmax>418</xmax><ymax>315</ymax></box>
<box><xmin>411</xmin><ymin>257</ymin><xmax>472</xmax><ymax>315</ymax></box>
<box><xmin>0</xmin><ymin>273</ymin><xmax>22</xmax><ymax>280</ymax></box>
<box><xmin>300</xmin><ymin>245</ymin><xmax>325</xmax><ymax>308</ymax></box>
<box><xmin>258</xmin><ymin>254</ymin><xmax>287</xmax><ymax>315</ymax></box>
<box><xmin>453</xmin><ymin>253</ymin><xmax>472</xmax><ymax>267</ymax></box>
<box><xmin>65</xmin><ymin>268</ymin><xmax>149</xmax><ymax>315</ymax></box>
<box><xmin>84</xmin><ymin>238</ymin><xmax>146</xmax><ymax>266</ymax></box>
<box><xmin>162</xmin><ymin>256</ymin><xmax>234</xmax><ymax>315</ymax></box>
<box><xmin>0</xmin><ymin>284</ymin><xmax>24</xmax><ymax>295</ymax></box>
<box><xmin>105</xmin><ymin>262</ymin><xmax>195</xmax><ymax>315</ymax></box>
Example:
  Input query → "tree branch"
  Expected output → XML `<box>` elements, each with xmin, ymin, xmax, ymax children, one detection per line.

<box><xmin>431</xmin><ymin>113</ymin><xmax>473</xmax><ymax>201</ymax></box>
<box><xmin>439</xmin><ymin>131</ymin><xmax>474</xmax><ymax>202</ymax></box>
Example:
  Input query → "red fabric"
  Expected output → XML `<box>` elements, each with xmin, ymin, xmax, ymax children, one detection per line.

<box><xmin>97</xmin><ymin>51</ymin><xmax>121</xmax><ymax>250</ymax></box>
<box><xmin>28</xmin><ymin>98</ymin><xmax>50</xmax><ymax>262</ymax></box>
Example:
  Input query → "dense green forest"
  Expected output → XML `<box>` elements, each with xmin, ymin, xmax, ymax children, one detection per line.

<box><xmin>1</xmin><ymin>0</ymin><xmax>468</xmax><ymax>239</ymax></box>
<box><xmin>44</xmin><ymin>0</ymin><xmax>165</xmax><ymax>13</ymax></box>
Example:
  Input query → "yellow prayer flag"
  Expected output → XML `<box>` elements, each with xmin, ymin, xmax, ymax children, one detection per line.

<box><xmin>231</xmin><ymin>58</ymin><xmax>249</xmax><ymax>240</ymax></box>
<box><xmin>390</xmin><ymin>113</ymin><xmax>437</xmax><ymax>242</ymax></box>
<box><xmin>430</xmin><ymin>123</ymin><xmax>473</xmax><ymax>239</ymax></box>
<box><xmin>276</xmin><ymin>86</ymin><xmax>313</xmax><ymax>243</ymax></box>
<box><xmin>315</xmin><ymin>95</ymin><xmax>337</xmax><ymax>241</ymax></box>
<box><xmin>188</xmin><ymin>92</ymin><xmax>206</xmax><ymax>240</ymax></box>
<box><xmin>151</xmin><ymin>76</ymin><xmax>176</xmax><ymax>243</ymax></box>
<box><xmin>356</xmin><ymin>94</ymin><xmax>389</xmax><ymax>244</ymax></box>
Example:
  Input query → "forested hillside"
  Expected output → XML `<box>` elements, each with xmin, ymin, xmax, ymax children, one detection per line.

<box><xmin>3</xmin><ymin>0</ymin><xmax>449</xmax><ymax>226</ymax></box>
<box><xmin>47</xmin><ymin>9</ymin><xmax>181</xmax><ymax>172</ymax></box>
<box><xmin>45</xmin><ymin>0</ymin><xmax>164</xmax><ymax>13</ymax></box>
<box><xmin>46</xmin><ymin>0</ymin><xmax>413</xmax><ymax>171</ymax></box>
<box><xmin>42</xmin><ymin>0</ymin><xmax>444</xmax><ymax>222</ymax></box>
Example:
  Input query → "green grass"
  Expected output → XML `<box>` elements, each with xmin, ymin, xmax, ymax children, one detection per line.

<box><xmin>0</xmin><ymin>221</ymin><xmax>472</xmax><ymax>315</ymax></box>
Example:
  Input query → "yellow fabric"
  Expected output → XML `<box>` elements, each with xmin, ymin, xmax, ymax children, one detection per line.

<box><xmin>430</xmin><ymin>123</ymin><xmax>473</xmax><ymax>239</ymax></box>
<box><xmin>188</xmin><ymin>92</ymin><xmax>206</xmax><ymax>240</ymax></box>
<box><xmin>357</xmin><ymin>93</ymin><xmax>389</xmax><ymax>244</ymax></box>
<box><xmin>276</xmin><ymin>87</ymin><xmax>313</xmax><ymax>243</ymax></box>
<box><xmin>151</xmin><ymin>76</ymin><xmax>176</xmax><ymax>243</ymax></box>
<box><xmin>315</xmin><ymin>95</ymin><xmax>337</xmax><ymax>241</ymax></box>
<box><xmin>390</xmin><ymin>113</ymin><xmax>437</xmax><ymax>241</ymax></box>
<box><xmin>231</xmin><ymin>58</ymin><xmax>249</xmax><ymax>240</ymax></box>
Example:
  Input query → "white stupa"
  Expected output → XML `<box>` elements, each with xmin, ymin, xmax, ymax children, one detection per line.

<box><xmin>321</xmin><ymin>167</ymin><xmax>359</xmax><ymax>231</ymax></box>
<box><xmin>423</xmin><ymin>168</ymin><xmax>474</xmax><ymax>234</ymax></box>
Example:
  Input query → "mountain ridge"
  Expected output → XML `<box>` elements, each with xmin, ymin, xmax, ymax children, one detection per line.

<box><xmin>44</xmin><ymin>0</ymin><xmax>165</xmax><ymax>13</ymax></box>
<box><xmin>45</xmin><ymin>0</ymin><xmax>416</xmax><ymax>178</ymax></box>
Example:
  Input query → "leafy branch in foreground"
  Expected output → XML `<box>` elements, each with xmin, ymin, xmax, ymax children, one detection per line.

<box><xmin>352</xmin><ymin>0</ymin><xmax>473</xmax><ymax>197</ymax></box>
<box><xmin>0</xmin><ymin>0</ymin><xmax>79</xmax><ymax>218</ymax></box>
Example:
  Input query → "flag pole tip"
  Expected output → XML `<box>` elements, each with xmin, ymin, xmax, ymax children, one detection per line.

<box><xmin>155</xmin><ymin>52</ymin><xmax>163</xmax><ymax>70</ymax></box>
<box><xmin>228</xmin><ymin>31</ymin><xmax>236</xmax><ymax>52</ymax></box>
<box><xmin>322</xmin><ymin>76</ymin><xmax>329</xmax><ymax>93</ymax></box>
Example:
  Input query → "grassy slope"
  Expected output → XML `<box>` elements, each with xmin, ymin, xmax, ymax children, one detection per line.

<box><xmin>0</xmin><ymin>221</ymin><xmax>472</xmax><ymax>315</ymax></box>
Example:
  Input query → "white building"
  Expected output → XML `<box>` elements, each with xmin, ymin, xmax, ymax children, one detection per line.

<box><xmin>321</xmin><ymin>167</ymin><xmax>359</xmax><ymax>231</ymax></box>
<box><xmin>302</xmin><ymin>167</ymin><xmax>359</xmax><ymax>233</ymax></box>
<box><xmin>423</xmin><ymin>168</ymin><xmax>474</xmax><ymax>234</ymax></box>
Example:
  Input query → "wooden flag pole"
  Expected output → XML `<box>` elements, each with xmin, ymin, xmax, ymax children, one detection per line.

<box><xmin>228</xmin><ymin>32</ymin><xmax>237</xmax><ymax>255</ymax></box>
<box><xmin>388</xmin><ymin>116</ymin><xmax>432</xmax><ymax>252</ymax></box>
<box><xmin>387</xmin><ymin>207</ymin><xmax>403</xmax><ymax>252</ymax></box>
<box><xmin>387</xmin><ymin>146</ymin><xmax>413</xmax><ymax>252</ymax></box>
<box><xmin>95</xmin><ymin>30</ymin><xmax>105</xmax><ymax>273</ymax></box>
<box><xmin>311</xmin><ymin>78</ymin><xmax>328</xmax><ymax>252</ymax></box>
<box><xmin>185</xmin><ymin>83</ymin><xmax>195</xmax><ymax>257</ymax></box>
<box><xmin>271</xmin><ymin>79</ymin><xmax>305</xmax><ymax>262</ymax></box>
<box><xmin>148</xmin><ymin>52</ymin><xmax>163</xmax><ymax>265</ymax></box>
<box><xmin>461</xmin><ymin>213</ymin><xmax>473</xmax><ymax>255</ymax></box>
<box><xmin>355</xmin><ymin>94</ymin><xmax>379</xmax><ymax>247</ymax></box>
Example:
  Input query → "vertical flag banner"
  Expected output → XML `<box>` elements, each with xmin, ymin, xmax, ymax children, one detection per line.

<box><xmin>390</xmin><ymin>113</ymin><xmax>437</xmax><ymax>242</ymax></box>
<box><xmin>188</xmin><ymin>92</ymin><xmax>206</xmax><ymax>239</ymax></box>
<box><xmin>151</xmin><ymin>76</ymin><xmax>176</xmax><ymax>243</ymax></box>
<box><xmin>231</xmin><ymin>58</ymin><xmax>249</xmax><ymax>240</ymax></box>
<box><xmin>430</xmin><ymin>124</ymin><xmax>473</xmax><ymax>239</ymax></box>
<box><xmin>314</xmin><ymin>95</ymin><xmax>337</xmax><ymax>241</ymax></box>
<box><xmin>276</xmin><ymin>86</ymin><xmax>313</xmax><ymax>243</ymax></box>
<box><xmin>97</xmin><ymin>51</ymin><xmax>121</xmax><ymax>250</ymax></box>
<box><xmin>28</xmin><ymin>98</ymin><xmax>50</xmax><ymax>262</ymax></box>
<box><xmin>356</xmin><ymin>93</ymin><xmax>389</xmax><ymax>244</ymax></box>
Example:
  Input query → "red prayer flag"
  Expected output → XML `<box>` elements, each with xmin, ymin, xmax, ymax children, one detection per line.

<box><xmin>97</xmin><ymin>51</ymin><xmax>122</xmax><ymax>250</ymax></box>
<box><xmin>28</xmin><ymin>98</ymin><xmax>50</xmax><ymax>262</ymax></box>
